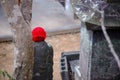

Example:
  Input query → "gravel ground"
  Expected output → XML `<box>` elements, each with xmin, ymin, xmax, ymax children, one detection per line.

<box><xmin>0</xmin><ymin>32</ymin><xmax>80</xmax><ymax>80</ymax></box>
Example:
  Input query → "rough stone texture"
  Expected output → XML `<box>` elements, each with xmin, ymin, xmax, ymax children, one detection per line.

<box><xmin>33</xmin><ymin>41</ymin><xmax>53</xmax><ymax>80</ymax></box>
<box><xmin>91</xmin><ymin>29</ymin><xmax>120</xmax><ymax>80</ymax></box>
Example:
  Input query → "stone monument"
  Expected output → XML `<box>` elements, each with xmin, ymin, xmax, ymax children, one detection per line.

<box><xmin>71</xmin><ymin>0</ymin><xmax>120</xmax><ymax>80</ymax></box>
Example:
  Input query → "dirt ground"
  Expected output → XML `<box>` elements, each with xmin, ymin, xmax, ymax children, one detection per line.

<box><xmin>0</xmin><ymin>32</ymin><xmax>80</xmax><ymax>80</ymax></box>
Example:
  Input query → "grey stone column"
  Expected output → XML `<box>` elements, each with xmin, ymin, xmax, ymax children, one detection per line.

<box><xmin>79</xmin><ymin>22</ymin><xmax>93</xmax><ymax>80</ymax></box>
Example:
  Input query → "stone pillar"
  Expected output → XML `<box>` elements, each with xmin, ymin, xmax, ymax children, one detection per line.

<box><xmin>79</xmin><ymin>22</ymin><xmax>93</xmax><ymax>80</ymax></box>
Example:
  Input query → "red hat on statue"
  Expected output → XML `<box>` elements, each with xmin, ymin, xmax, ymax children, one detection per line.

<box><xmin>32</xmin><ymin>27</ymin><xmax>46</xmax><ymax>42</ymax></box>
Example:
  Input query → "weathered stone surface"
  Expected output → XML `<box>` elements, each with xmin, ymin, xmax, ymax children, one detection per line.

<box><xmin>91</xmin><ymin>29</ymin><xmax>120</xmax><ymax>80</ymax></box>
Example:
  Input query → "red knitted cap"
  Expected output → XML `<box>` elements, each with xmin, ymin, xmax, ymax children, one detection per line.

<box><xmin>32</xmin><ymin>27</ymin><xmax>46</xmax><ymax>42</ymax></box>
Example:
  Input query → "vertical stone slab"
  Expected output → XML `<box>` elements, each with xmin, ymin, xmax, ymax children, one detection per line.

<box><xmin>79</xmin><ymin>22</ymin><xmax>93</xmax><ymax>80</ymax></box>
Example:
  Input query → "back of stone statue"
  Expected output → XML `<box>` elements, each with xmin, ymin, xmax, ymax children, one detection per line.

<box><xmin>33</xmin><ymin>41</ymin><xmax>53</xmax><ymax>80</ymax></box>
